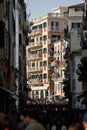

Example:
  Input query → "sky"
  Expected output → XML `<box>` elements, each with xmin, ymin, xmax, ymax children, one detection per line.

<box><xmin>25</xmin><ymin>0</ymin><xmax>84</xmax><ymax>20</ymax></box>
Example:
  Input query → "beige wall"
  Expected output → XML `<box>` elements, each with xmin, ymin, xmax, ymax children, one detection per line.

<box><xmin>68</xmin><ymin>8</ymin><xmax>83</xmax><ymax>17</ymax></box>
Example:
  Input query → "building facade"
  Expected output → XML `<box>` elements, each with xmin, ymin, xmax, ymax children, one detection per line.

<box><xmin>67</xmin><ymin>3</ymin><xmax>84</xmax><ymax>108</ymax></box>
<box><xmin>0</xmin><ymin>0</ymin><xmax>28</xmax><ymax>113</ymax></box>
<box><xmin>27</xmin><ymin>7</ymin><xmax>67</xmax><ymax>98</ymax></box>
<box><xmin>51</xmin><ymin>40</ymin><xmax>67</xmax><ymax>96</ymax></box>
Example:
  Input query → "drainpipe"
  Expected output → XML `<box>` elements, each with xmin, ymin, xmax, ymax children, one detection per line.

<box><xmin>15</xmin><ymin>0</ymin><xmax>19</xmax><ymax>111</ymax></box>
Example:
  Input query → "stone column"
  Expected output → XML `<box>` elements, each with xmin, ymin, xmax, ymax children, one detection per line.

<box><xmin>43</xmin><ymin>90</ymin><xmax>46</xmax><ymax>98</ymax></box>
<box><xmin>38</xmin><ymin>90</ymin><xmax>41</xmax><ymax>98</ymax></box>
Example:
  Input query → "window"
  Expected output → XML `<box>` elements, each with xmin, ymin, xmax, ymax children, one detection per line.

<box><xmin>30</xmin><ymin>39</ymin><xmax>34</xmax><ymax>42</ymax></box>
<box><xmin>43</xmin><ymin>61</ymin><xmax>47</xmax><ymax>66</ymax></box>
<box><xmin>71</xmin><ymin>23</ymin><xmax>82</xmax><ymax>29</ymax></box>
<box><xmin>32</xmin><ymin>62</ymin><xmax>35</xmax><ymax>66</ymax></box>
<box><xmin>40</xmin><ymin>74</ymin><xmax>42</xmax><ymax>78</ymax></box>
<box><xmin>43</xmin><ymin>48</ymin><xmax>47</xmax><ymax>53</ymax></box>
<box><xmin>51</xmin><ymin>21</ymin><xmax>59</xmax><ymax>30</ymax></box>
<box><xmin>32</xmin><ymin>26</ymin><xmax>37</xmax><ymax>30</ymax></box>
<box><xmin>39</xmin><ymin>24</ymin><xmax>42</xmax><ymax>28</ymax></box>
<box><xmin>43</xmin><ymin>35</ymin><xmax>47</xmax><ymax>41</ymax></box>
<box><xmin>31</xmin><ymin>51</ymin><xmax>36</xmax><ymax>54</ymax></box>
<box><xmin>36</xmin><ymin>38</ymin><xmax>38</xmax><ymax>42</ymax></box>
<box><xmin>43</xmin><ymin>73</ymin><xmax>47</xmax><ymax>78</ymax></box>
<box><xmin>56</xmin><ymin>22</ymin><xmax>59</xmax><ymax>26</ymax></box>
<box><xmin>41</xmin><ymin>90</ymin><xmax>43</xmax><ymax>98</ymax></box>
<box><xmin>40</xmin><ymin>37</ymin><xmax>42</xmax><ymax>41</ymax></box>
<box><xmin>32</xmin><ymin>75</ymin><xmax>35</xmax><ymax>79</ymax></box>
<box><xmin>51</xmin><ymin>35</ymin><xmax>61</xmax><ymax>42</ymax></box>
<box><xmin>43</xmin><ymin>22</ymin><xmax>47</xmax><ymax>28</ymax></box>
<box><xmin>75</xmin><ymin>7</ymin><xmax>84</xmax><ymax>12</ymax></box>
<box><xmin>40</xmin><ymin>61</ymin><xmax>42</xmax><ymax>66</ymax></box>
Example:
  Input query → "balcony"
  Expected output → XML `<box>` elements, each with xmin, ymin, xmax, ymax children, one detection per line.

<box><xmin>54</xmin><ymin>50</ymin><xmax>60</xmax><ymax>57</ymax></box>
<box><xmin>48</xmin><ymin>13</ymin><xmax>66</xmax><ymax>18</ymax></box>
<box><xmin>51</xmin><ymin>60</ymin><xmax>60</xmax><ymax>67</ymax></box>
<box><xmin>58</xmin><ymin>77</ymin><xmax>64</xmax><ymax>83</ymax></box>
<box><xmin>48</xmin><ymin>38</ymin><xmax>58</xmax><ymax>45</ymax></box>
<box><xmin>48</xmin><ymin>64</ymin><xmax>54</xmax><ymax>70</ymax></box>
<box><xmin>48</xmin><ymin>77</ymin><xmax>54</xmax><ymax>83</ymax></box>
<box><xmin>48</xmin><ymin>52</ymin><xmax>54</xmax><ymax>57</ymax></box>
<box><xmin>51</xmin><ymin>72</ymin><xmax>60</xmax><ymax>81</ymax></box>
<box><xmin>28</xmin><ymin>78</ymin><xmax>42</xmax><ymax>85</ymax></box>
<box><xmin>48</xmin><ymin>26</ymin><xmax>63</xmax><ymax>32</ymax></box>
<box><xmin>28</xmin><ymin>53</ymin><xmax>42</xmax><ymax>61</ymax></box>
<box><xmin>29</xmin><ymin>28</ymin><xmax>42</xmax><ymax>36</ymax></box>
<box><xmin>28</xmin><ymin>41</ymin><xmax>42</xmax><ymax>49</ymax></box>
<box><xmin>28</xmin><ymin>66</ymin><xmax>42</xmax><ymax>73</ymax></box>
<box><xmin>59</xmin><ymin>60</ymin><xmax>66</xmax><ymax>67</ymax></box>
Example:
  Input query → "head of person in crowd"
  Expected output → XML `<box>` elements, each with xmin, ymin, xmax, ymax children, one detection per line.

<box><xmin>82</xmin><ymin>112</ymin><xmax>87</xmax><ymax>130</ymax></box>
<box><xmin>0</xmin><ymin>113</ymin><xmax>5</xmax><ymax>129</ymax></box>
<box><xmin>20</xmin><ymin>110</ymin><xmax>46</xmax><ymax>130</ymax></box>
<box><xmin>68</xmin><ymin>123</ymin><xmax>84</xmax><ymax>130</ymax></box>
<box><xmin>20</xmin><ymin>110</ymin><xmax>33</xmax><ymax>125</ymax></box>
<box><xmin>18</xmin><ymin>111</ymin><xmax>27</xmax><ymax>130</ymax></box>
<box><xmin>1</xmin><ymin>114</ymin><xmax>20</xmax><ymax>130</ymax></box>
<box><xmin>0</xmin><ymin>113</ymin><xmax>5</xmax><ymax>122</ymax></box>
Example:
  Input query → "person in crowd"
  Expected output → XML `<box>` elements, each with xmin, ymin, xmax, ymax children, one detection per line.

<box><xmin>0</xmin><ymin>112</ymin><xmax>5</xmax><ymax>129</ymax></box>
<box><xmin>20</xmin><ymin>109</ymin><xmax>46</xmax><ymax>130</ymax></box>
<box><xmin>82</xmin><ymin>112</ymin><xmax>87</xmax><ymax>130</ymax></box>
<box><xmin>18</xmin><ymin>112</ymin><xmax>27</xmax><ymax>130</ymax></box>
<box><xmin>1</xmin><ymin>114</ymin><xmax>21</xmax><ymax>130</ymax></box>
<box><xmin>51</xmin><ymin>118</ymin><xmax>67</xmax><ymax>130</ymax></box>
<box><xmin>68</xmin><ymin>123</ymin><xmax>84</xmax><ymax>130</ymax></box>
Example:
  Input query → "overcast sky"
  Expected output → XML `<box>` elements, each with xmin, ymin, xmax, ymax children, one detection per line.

<box><xmin>25</xmin><ymin>0</ymin><xmax>84</xmax><ymax>20</ymax></box>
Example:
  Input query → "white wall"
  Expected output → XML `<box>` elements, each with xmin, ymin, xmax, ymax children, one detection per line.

<box><xmin>70</xmin><ymin>29</ymin><xmax>81</xmax><ymax>52</ymax></box>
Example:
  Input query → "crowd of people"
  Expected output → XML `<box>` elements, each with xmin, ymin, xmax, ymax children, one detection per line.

<box><xmin>0</xmin><ymin>101</ymin><xmax>87</xmax><ymax>130</ymax></box>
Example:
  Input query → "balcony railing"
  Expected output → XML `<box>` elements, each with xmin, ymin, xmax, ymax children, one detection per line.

<box><xmin>29</xmin><ymin>41</ymin><xmax>42</xmax><ymax>48</ymax></box>
<box><xmin>29</xmin><ymin>66</ymin><xmax>42</xmax><ymax>72</ymax></box>
<box><xmin>48</xmin><ymin>52</ymin><xmax>54</xmax><ymax>57</ymax></box>
<box><xmin>58</xmin><ymin>77</ymin><xmax>64</xmax><ymax>83</ymax></box>
<box><xmin>51</xmin><ymin>60</ymin><xmax>60</xmax><ymax>67</ymax></box>
<box><xmin>28</xmin><ymin>53</ymin><xmax>42</xmax><ymax>60</ymax></box>
<box><xmin>48</xmin><ymin>13</ymin><xmax>66</xmax><ymax>18</ymax></box>
<box><xmin>51</xmin><ymin>72</ymin><xmax>60</xmax><ymax>81</ymax></box>
<box><xmin>48</xmin><ymin>77</ymin><xmax>53</xmax><ymax>83</ymax></box>
<box><xmin>59</xmin><ymin>60</ymin><xmax>66</xmax><ymax>67</ymax></box>
<box><xmin>28</xmin><ymin>78</ymin><xmax>42</xmax><ymax>84</ymax></box>
<box><xmin>29</xmin><ymin>28</ymin><xmax>42</xmax><ymax>36</ymax></box>
<box><xmin>48</xmin><ymin>64</ymin><xmax>54</xmax><ymax>70</ymax></box>
<box><xmin>48</xmin><ymin>38</ymin><xmax>58</xmax><ymax>44</ymax></box>
<box><xmin>48</xmin><ymin>26</ymin><xmax>63</xmax><ymax>32</ymax></box>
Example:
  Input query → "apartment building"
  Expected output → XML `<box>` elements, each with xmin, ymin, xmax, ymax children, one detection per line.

<box><xmin>27</xmin><ymin>7</ymin><xmax>67</xmax><ymax>98</ymax></box>
<box><xmin>51</xmin><ymin>40</ymin><xmax>67</xmax><ymax>96</ymax></box>
<box><xmin>67</xmin><ymin>3</ymin><xmax>84</xmax><ymax>108</ymax></box>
